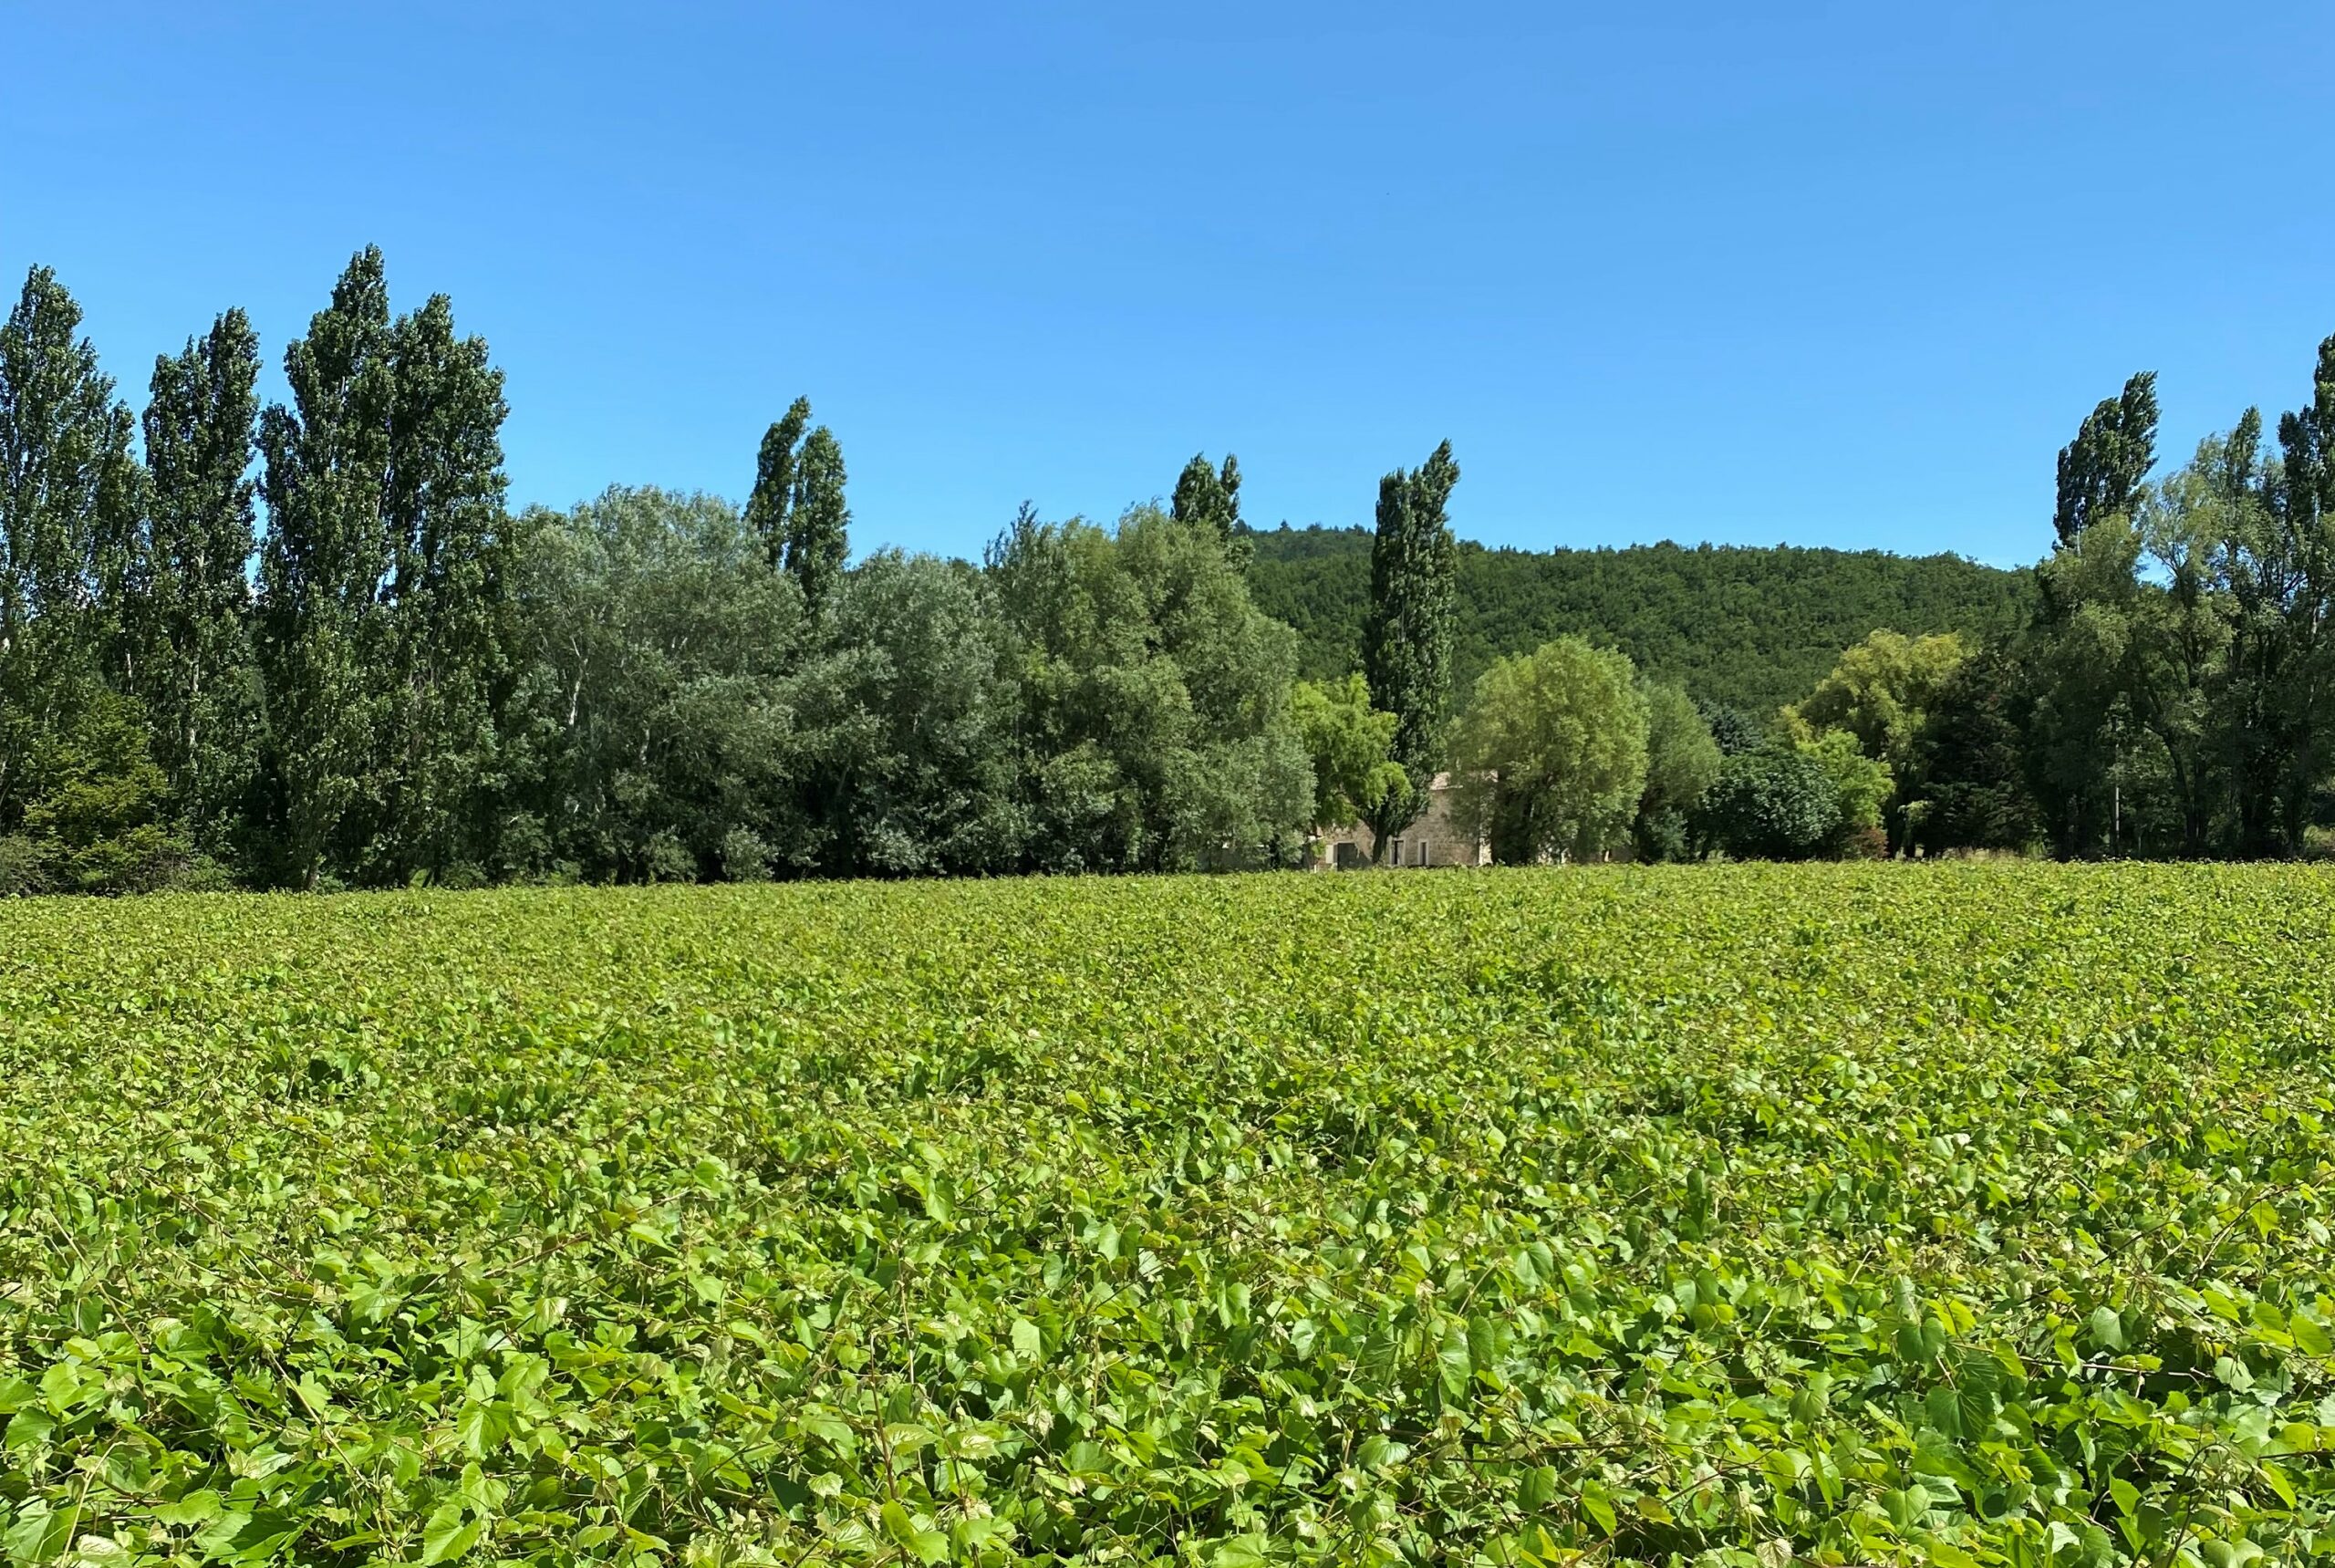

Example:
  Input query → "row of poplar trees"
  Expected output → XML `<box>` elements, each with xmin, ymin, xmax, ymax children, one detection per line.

<box><xmin>1</xmin><ymin>248</ymin><xmax>1479</xmax><ymax>890</ymax></box>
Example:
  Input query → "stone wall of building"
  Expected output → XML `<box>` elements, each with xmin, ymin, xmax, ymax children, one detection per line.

<box><xmin>1308</xmin><ymin>774</ymin><xmax>1490</xmax><ymax>869</ymax></box>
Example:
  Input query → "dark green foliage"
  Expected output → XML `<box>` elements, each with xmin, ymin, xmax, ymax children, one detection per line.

<box><xmin>1360</xmin><ymin>441</ymin><xmax>1460</xmax><ymax>853</ymax></box>
<box><xmin>743</xmin><ymin>395</ymin><xmax>809</xmax><ymax>567</ymax></box>
<box><xmin>2052</xmin><ymin>371</ymin><xmax>2158</xmax><ymax>551</ymax></box>
<box><xmin>988</xmin><ymin>503</ymin><xmax>1313</xmax><ymax>871</ymax></box>
<box><xmin>503</xmin><ymin>487</ymin><xmax>808</xmax><ymax>884</ymax></box>
<box><xmin>1914</xmin><ymin>644</ymin><xmax>2039</xmax><ymax>853</ymax></box>
<box><xmin>785</xmin><ymin>427</ymin><xmax>850</xmax><ymax>613</ymax></box>
<box><xmin>0</xmin><ymin>267</ymin><xmax>141</xmax><ymax>833</ymax></box>
<box><xmin>139</xmin><ymin>310</ymin><xmax>263</xmax><ymax>857</ymax></box>
<box><xmin>254</xmin><ymin>248</ymin><xmax>512</xmax><ymax>888</ymax></box>
<box><xmin>255</xmin><ymin>248</ymin><xmax>400</xmax><ymax>887</ymax></box>
<box><xmin>1636</xmin><ymin>680</ymin><xmax>1722</xmax><ymax>860</ymax></box>
<box><xmin>13</xmin><ymin>689</ymin><xmax>188</xmax><ymax>893</ymax></box>
<box><xmin>1696</xmin><ymin>697</ymin><xmax>1768</xmax><ymax>757</ymax></box>
<box><xmin>1693</xmin><ymin>746</ymin><xmax>1842</xmax><ymax>859</ymax></box>
<box><xmin>1254</xmin><ymin>526</ymin><xmax>2030</xmax><ymax>715</ymax></box>
<box><xmin>1169</xmin><ymin>451</ymin><xmax>1244</xmax><ymax>556</ymax></box>
<box><xmin>787</xmin><ymin>549</ymin><xmax>1023</xmax><ymax>876</ymax></box>
<box><xmin>380</xmin><ymin>292</ymin><xmax>513</xmax><ymax>885</ymax></box>
<box><xmin>745</xmin><ymin>398</ymin><xmax>849</xmax><ymax>612</ymax></box>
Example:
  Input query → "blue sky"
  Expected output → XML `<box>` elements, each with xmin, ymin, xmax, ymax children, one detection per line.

<box><xmin>5</xmin><ymin>4</ymin><xmax>2330</xmax><ymax>567</ymax></box>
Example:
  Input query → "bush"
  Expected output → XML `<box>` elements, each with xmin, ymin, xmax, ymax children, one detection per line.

<box><xmin>0</xmin><ymin>836</ymin><xmax>50</xmax><ymax>897</ymax></box>
<box><xmin>1693</xmin><ymin>747</ymin><xmax>1842</xmax><ymax>860</ymax></box>
<box><xmin>721</xmin><ymin>826</ymin><xmax>773</xmax><ymax>883</ymax></box>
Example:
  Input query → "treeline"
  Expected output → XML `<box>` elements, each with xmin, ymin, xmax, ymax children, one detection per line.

<box><xmin>1246</xmin><ymin>527</ymin><xmax>2029</xmax><ymax>715</ymax></box>
<box><xmin>0</xmin><ymin>252</ymin><xmax>1318</xmax><ymax>891</ymax></box>
<box><xmin>1393</xmin><ymin>337</ymin><xmax>2335</xmax><ymax>865</ymax></box>
<box><xmin>10</xmin><ymin>245</ymin><xmax>2335</xmax><ymax>893</ymax></box>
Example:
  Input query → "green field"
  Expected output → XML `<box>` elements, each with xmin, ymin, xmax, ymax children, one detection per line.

<box><xmin>4</xmin><ymin>869</ymin><xmax>2333</xmax><ymax>1566</ymax></box>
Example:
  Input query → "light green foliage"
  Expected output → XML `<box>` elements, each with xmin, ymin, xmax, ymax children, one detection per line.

<box><xmin>1289</xmin><ymin>672</ymin><xmax>1401</xmax><ymax>830</ymax></box>
<box><xmin>1449</xmin><ymin>636</ymin><xmax>1648</xmax><ymax>864</ymax></box>
<box><xmin>1785</xmin><ymin>629</ymin><xmax>1968</xmax><ymax>784</ymax></box>
<box><xmin>1784</xmin><ymin>629</ymin><xmax>1964</xmax><ymax>851</ymax></box>
<box><xmin>1796</xmin><ymin>726</ymin><xmax>1892</xmax><ymax>836</ymax></box>
<box><xmin>5</xmin><ymin>868</ymin><xmax>2335</xmax><ymax>1563</ymax></box>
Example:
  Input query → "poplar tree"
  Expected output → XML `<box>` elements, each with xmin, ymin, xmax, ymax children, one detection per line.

<box><xmin>744</xmin><ymin>396</ymin><xmax>810</xmax><ymax>568</ymax></box>
<box><xmin>785</xmin><ymin>426</ymin><xmax>849</xmax><ymax>613</ymax></box>
<box><xmin>2052</xmin><ymin>372</ymin><xmax>2158</xmax><ymax>552</ymax></box>
<box><xmin>2265</xmin><ymin>336</ymin><xmax>2335</xmax><ymax>847</ymax></box>
<box><xmin>1359</xmin><ymin>440</ymin><xmax>1459</xmax><ymax>859</ymax></box>
<box><xmin>0</xmin><ymin>267</ymin><xmax>141</xmax><ymax>827</ymax></box>
<box><xmin>141</xmin><ymin>309</ymin><xmax>262</xmax><ymax>846</ymax></box>
<box><xmin>257</xmin><ymin>247</ymin><xmax>511</xmax><ymax>886</ymax></box>
<box><xmin>257</xmin><ymin>248</ymin><xmax>397</xmax><ymax>886</ymax></box>
<box><xmin>380</xmin><ymin>293</ymin><xmax>512</xmax><ymax>881</ymax></box>
<box><xmin>744</xmin><ymin>397</ymin><xmax>849</xmax><ymax>612</ymax></box>
<box><xmin>1171</xmin><ymin>452</ymin><xmax>1244</xmax><ymax>550</ymax></box>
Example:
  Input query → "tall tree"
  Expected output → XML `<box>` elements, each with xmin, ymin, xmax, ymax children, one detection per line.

<box><xmin>257</xmin><ymin>247</ymin><xmax>511</xmax><ymax>886</ymax></box>
<box><xmin>744</xmin><ymin>396</ymin><xmax>810</xmax><ymax>568</ymax></box>
<box><xmin>1634</xmin><ymin>680</ymin><xmax>1722</xmax><ymax>861</ymax></box>
<box><xmin>785</xmin><ymin>425</ymin><xmax>850</xmax><ymax>613</ymax></box>
<box><xmin>2052</xmin><ymin>371</ymin><xmax>2158</xmax><ymax>553</ymax></box>
<box><xmin>1171</xmin><ymin>452</ymin><xmax>1243</xmax><ymax>550</ymax></box>
<box><xmin>0</xmin><ymin>266</ymin><xmax>141</xmax><ymax>830</ymax></box>
<box><xmin>140</xmin><ymin>308</ymin><xmax>262</xmax><ymax>851</ymax></box>
<box><xmin>379</xmin><ymin>293</ymin><xmax>513</xmax><ymax>882</ymax></box>
<box><xmin>1359</xmin><ymin>440</ymin><xmax>1459</xmax><ymax>859</ymax></box>
<box><xmin>2262</xmin><ymin>337</ymin><xmax>2335</xmax><ymax>847</ymax></box>
<box><xmin>744</xmin><ymin>398</ymin><xmax>849</xmax><ymax>612</ymax></box>
<box><xmin>256</xmin><ymin>248</ymin><xmax>399</xmax><ymax>887</ymax></box>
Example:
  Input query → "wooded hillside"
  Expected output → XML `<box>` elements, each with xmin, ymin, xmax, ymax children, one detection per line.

<box><xmin>1245</xmin><ymin>525</ymin><xmax>2033</xmax><ymax>714</ymax></box>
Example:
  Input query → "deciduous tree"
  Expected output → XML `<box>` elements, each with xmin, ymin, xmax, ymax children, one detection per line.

<box><xmin>1449</xmin><ymin>636</ymin><xmax>1647</xmax><ymax>865</ymax></box>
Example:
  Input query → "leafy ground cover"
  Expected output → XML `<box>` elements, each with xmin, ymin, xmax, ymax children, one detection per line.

<box><xmin>2</xmin><ymin>867</ymin><xmax>2333</xmax><ymax>1565</ymax></box>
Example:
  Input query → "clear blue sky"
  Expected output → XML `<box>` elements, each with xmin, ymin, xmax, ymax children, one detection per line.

<box><xmin>5</xmin><ymin>4</ymin><xmax>2330</xmax><ymax>567</ymax></box>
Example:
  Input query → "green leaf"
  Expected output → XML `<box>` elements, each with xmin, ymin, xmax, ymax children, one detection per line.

<box><xmin>2089</xmin><ymin>1305</ymin><xmax>2124</xmax><ymax>1351</ymax></box>
<box><xmin>1437</xmin><ymin>1322</ymin><xmax>1471</xmax><ymax>1400</ymax></box>
<box><xmin>152</xmin><ymin>1490</ymin><xmax>223</xmax><ymax>1528</ymax></box>
<box><xmin>878</xmin><ymin>1501</ymin><xmax>947</xmax><ymax>1565</ymax></box>
<box><xmin>419</xmin><ymin>1502</ymin><xmax>483</xmax><ymax>1565</ymax></box>
<box><xmin>2292</xmin><ymin>1313</ymin><xmax>2332</xmax><ymax>1357</ymax></box>
<box><xmin>1012</xmin><ymin>1317</ymin><xmax>1043</xmax><ymax>1358</ymax></box>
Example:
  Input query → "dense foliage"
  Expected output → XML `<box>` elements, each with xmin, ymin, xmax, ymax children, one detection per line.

<box><xmin>0</xmin><ymin>258</ymin><xmax>1315</xmax><ymax>889</ymax></box>
<box><xmin>1247</xmin><ymin>530</ymin><xmax>2030</xmax><ymax>718</ymax></box>
<box><xmin>4</xmin><ymin>867</ymin><xmax>2335</xmax><ymax>1564</ymax></box>
<box><xmin>20</xmin><ymin>239</ymin><xmax>2335</xmax><ymax>880</ymax></box>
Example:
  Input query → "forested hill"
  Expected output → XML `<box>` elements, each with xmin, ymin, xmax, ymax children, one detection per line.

<box><xmin>1245</xmin><ymin>526</ymin><xmax>2034</xmax><ymax>714</ymax></box>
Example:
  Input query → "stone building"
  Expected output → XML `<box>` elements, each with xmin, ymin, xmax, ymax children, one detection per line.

<box><xmin>1309</xmin><ymin>773</ymin><xmax>1491</xmax><ymax>869</ymax></box>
